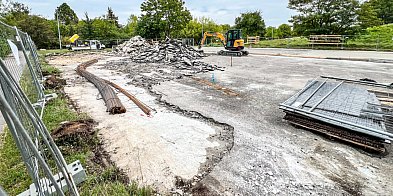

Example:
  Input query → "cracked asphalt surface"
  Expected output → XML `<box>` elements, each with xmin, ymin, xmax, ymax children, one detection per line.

<box><xmin>48</xmin><ymin>49</ymin><xmax>393</xmax><ymax>195</ymax></box>
<box><xmin>154</xmin><ymin>54</ymin><xmax>393</xmax><ymax>195</ymax></box>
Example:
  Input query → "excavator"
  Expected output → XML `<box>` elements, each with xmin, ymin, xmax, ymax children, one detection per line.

<box><xmin>199</xmin><ymin>29</ymin><xmax>249</xmax><ymax>56</ymax></box>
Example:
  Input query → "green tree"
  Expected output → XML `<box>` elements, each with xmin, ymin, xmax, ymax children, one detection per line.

<box><xmin>0</xmin><ymin>0</ymin><xmax>29</xmax><ymax>25</ymax></box>
<box><xmin>137</xmin><ymin>0</ymin><xmax>162</xmax><ymax>39</ymax></box>
<box><xmin>91</xmin><ymin>18</ymin><xmax>120</xmax><ymax>40</ymax></box>
<box><xmin>235</xmin><ymin>11</ymin><xmax>266</xmax><ymax>37</ymax></box>
<box><xmin>369</xmin><ymin>0</ymin><xmax>393</xmax><ymax>24</ymax></box>
<box><xmin>289</xmin><ymin>0</ymin><xmax>360</xmax><ymax>35</ymax></box>
<box><xmin>278</xmin><ymin>24</ymin><xmax>292</xmax><ymax>38</ymax></box>
<box><xmin>106</xmin><ymin>7</ymin><xmax>119</xmax><ymax>27</ymax></box>
<box><xmin>358</xmin><ymin>1</ymin><xmax>383</xmax><ymax>29</ymax></box>
<box><xmin>76</xmin><ymin>12</ymin><xmax>94</xmax><ymax>39</ymax></box>
<box><xmin>55</xmin><ymin>3</ymin><xmax>78</xmax><ymax>25</ymax></box>
<box><xmin>18</xmin><ymin>15</ymin><xmax>56</xmax><ymax>48</ymax></box>
<box><xmin>265</xmin><ymin>26</ymin><xmax>279</xmax><ymax>39</ymax></box>
<box><xmin>220</xmin><ymin>24</ymin><xmax>231</xmax><ymax>33</ymax></box>
<box><xmin>179</xmin><ymin>18</ymin><xmax>202</xmax><ymax>40</ymax></box>
<box><xmin>123</xmin><ymin>14</ymin><xmax>138</xmax><ymax>37</ymax></box>
<box><xmin>138</xmin><ymin>0</ymin><xmax>192</xmax><ymax>38</ymax></box>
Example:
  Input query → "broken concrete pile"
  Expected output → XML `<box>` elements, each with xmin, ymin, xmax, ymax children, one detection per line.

<box><xmin>115</xmin><ymin>36</ymin><xmax>224</xmax><ymax>72</ymax></box>
<box><xmin>109</xmin><ymin>36</ymin><xmax>226</xmax><ymax>88</ymax></box>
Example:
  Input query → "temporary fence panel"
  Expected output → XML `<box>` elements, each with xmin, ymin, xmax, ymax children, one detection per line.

<box><xmin>0</xmin><ymin>21</ymin><xmax>85</xmax><ymax>195</ymax></box>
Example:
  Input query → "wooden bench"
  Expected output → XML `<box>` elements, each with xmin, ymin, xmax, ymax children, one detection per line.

<box><xmin>309</xmin><ymin>35</ymin><xmax>343</xmax><ymax>49</ymax></box>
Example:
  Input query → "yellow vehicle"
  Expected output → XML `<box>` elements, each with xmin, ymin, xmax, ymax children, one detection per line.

<box><xmin>199</xmin><ymin>29</ymin><xmax>249</xmax><ymax>56</ymax></box>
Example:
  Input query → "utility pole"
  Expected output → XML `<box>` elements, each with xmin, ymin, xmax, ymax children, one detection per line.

<box><xmin>56</xmin><ymin>8</ymin><xmax>62</xmax><ymax>49</ymax></box>
<box><xmin>201</xmin><ymin>21</ymin><xmax>204</xmax><ymax>45</ymax></box>
<box><xmin>272</xmin><ymin>28</ymin><xmax>274</xmax><ymax>39</ymax></box>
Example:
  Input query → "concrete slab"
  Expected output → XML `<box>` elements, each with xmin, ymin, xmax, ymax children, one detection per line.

<box><xmin>48</xmin><ymin>54</ymin><xmax>232</xmax><ymax>193</ymax></box>
<box><xmin>47</xmin><ymin>49</ymin><xmax>393</xmax><ymax>195</ymax></box>
<box><xmin>154</xmin><ymin>54</ymin><xmax>393</xmax><ymax>195</ymax></box>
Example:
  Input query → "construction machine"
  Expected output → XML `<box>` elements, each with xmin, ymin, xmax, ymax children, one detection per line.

<box><xmin>199</xmin><ymin>29</ymin><xmax>249</xmax><ymax>56</ymax></box>
<box><xmin>67</xmin><ymin>34</ymin><xmax>105</xmax><ymax>51</ymax></box>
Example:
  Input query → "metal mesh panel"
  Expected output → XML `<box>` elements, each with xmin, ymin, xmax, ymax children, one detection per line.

<box><xmin>0</xmin><ymin>21</ymin><xmax>44</xmax><ymax>106</ymax></box>
<box><xmin>0</xmin><ymin>21</ymin><xmax>81</xmax><ymax>195</ymax></box>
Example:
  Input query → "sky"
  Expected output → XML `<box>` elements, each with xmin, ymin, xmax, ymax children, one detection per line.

<box><xmin>17</xmin><ymin>0</ymin><xmax>295</xmax><ymax>27</ymax></box>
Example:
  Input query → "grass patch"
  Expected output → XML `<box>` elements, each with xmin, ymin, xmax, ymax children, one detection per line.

<box><xmin>252</xmin><ymin>37</ymin><xmax>309</xmax><ymax>48</ymax></box>
<box><xmin>38</xmin><ymin>53</ymin><xmax>61</xmax><ymax>75</ymax></box>
<box><xmin>0</xmin><ymin>54</ymin><xmax>153</xmax><ymax>195</ymax></box>
<box><xmin>37</xmin><ymin>49</ymin><xmax>70</xmax><ymax>56</ymax></box>
<box><xmin>42</xmin><ymin>93</ymin><xmax>89</xmax><ymax>131</ymax></box>
<box><xmin>0</xmin><ymin>128</ymin><xmax>32</xmax><ymax>195</ymax></box>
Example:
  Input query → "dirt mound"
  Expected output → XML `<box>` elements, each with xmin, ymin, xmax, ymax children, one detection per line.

<box><xmin>44</xmin><ymin>75</ymin><xmax>66</xmax><ymax>89</ymax></box>
<box><xmin>51</xmin><ymin>119</ymin><xmax>95</xmax><ymax>139</ymax></box>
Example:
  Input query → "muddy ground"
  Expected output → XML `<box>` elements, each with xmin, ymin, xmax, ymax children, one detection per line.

<box><xmin>48</xmin><ymin>50</ymin><xmax>393</xmax><ymax>195</ymax></box>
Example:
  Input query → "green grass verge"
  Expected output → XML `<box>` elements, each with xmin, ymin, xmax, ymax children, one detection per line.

<box><xmin>0</xmin><ymin>128</ymin><xmax>31</xmax><ymax>194</ymax></box>
<box><xmin>37</xmin><ymin>49</ymin><xmax>70</xmax><ymax>56</ymax></box>
<box><xmin>0</xmin><ymin>54</ymin><xmax>153</xmax><ymax>195</ymax></box>
<box><xmin>252</xmin><ymin>37</ymin><xmax>310</xmax><ymax>48</ymax></box>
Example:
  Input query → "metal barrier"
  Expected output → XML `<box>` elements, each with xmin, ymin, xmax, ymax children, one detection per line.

<box><xmin>0</xmin><ymin>21</ymin><xmax>85</xmax><ymax>195</ymax></box>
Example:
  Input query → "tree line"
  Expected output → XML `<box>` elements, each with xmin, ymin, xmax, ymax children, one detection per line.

<box><xmin>1</xmin><ymin>0</ymin><xmax>392</xmax><ymax>49</ymax></box>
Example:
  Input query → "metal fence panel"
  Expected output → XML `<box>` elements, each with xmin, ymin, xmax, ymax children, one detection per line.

<box><xmin>0</xmin><ymin>21</ymin><xmax>83</xmax><ymax>195</ymax></box>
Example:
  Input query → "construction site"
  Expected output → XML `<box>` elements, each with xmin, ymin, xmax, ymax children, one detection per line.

<box><xmin>36</xmin><ymin>37</ymin><xmax>392</xmax><ymax>195</ymax></box>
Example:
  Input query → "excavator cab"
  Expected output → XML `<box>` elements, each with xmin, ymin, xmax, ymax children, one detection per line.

<box><xmin>225</xmin><ymin>29</ymin><xmax>245</xmax><ymax>51</ymax></box>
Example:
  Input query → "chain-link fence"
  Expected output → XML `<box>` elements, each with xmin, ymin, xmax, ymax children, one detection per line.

<box><xmin>0</xmin><ymin>21</ymin><xmax>85</xmax><ymax>195</ymax></box>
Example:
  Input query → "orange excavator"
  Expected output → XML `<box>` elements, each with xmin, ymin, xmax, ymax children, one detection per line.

<box><xmin>199</xmin><ymin>29</ymin><xmax>249</xmax><ymax>56</ymax></box>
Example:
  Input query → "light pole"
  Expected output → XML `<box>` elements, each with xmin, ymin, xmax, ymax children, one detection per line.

<box><xmin>56</xmin><ymin>8</ymin><xmax>62</xmax><ymax>49</ymax></box>
<box><xmin>201</xmin><ymin>20</ymin><xmax>204</xmax><ymax>45</ymax></box>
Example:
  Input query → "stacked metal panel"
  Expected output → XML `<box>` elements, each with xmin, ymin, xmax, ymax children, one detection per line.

<box><xmin>280</xmin><ymin>76</ymin><xmax>393</xmax><ymax>152</ymax></box>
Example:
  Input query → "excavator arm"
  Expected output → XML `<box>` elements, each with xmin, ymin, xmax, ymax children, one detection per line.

<box><xmin>199</xmin><ymin>32</ymin><xmax>226</xmax><ymax>49</ymax></box>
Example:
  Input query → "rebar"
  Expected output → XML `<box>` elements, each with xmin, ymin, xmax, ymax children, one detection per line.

<box><xmin>103</xmin><ymin>79</ymin><xmax>151</xmax><ymax>115</ymax></box>
<box><xmin>76</xmin><ymin>59</ymin><xmax>126</xmax><ymax>114</ymax></box>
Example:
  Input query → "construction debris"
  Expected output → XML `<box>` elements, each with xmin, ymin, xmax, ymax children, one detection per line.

<box><xmin>76</xmin><ymin>59</ymin><xmax>126</xmax><ymax>114</ymax></box>
<box><xmin>107</xmin><ymin>37</ymin><xmax>226</xmax><ymax>89</ymax></box>
<box><xmin>115</xmin><ymin>36</ymin><xmax>224</xmax><ymax>73</ymax></box>
<box><xmin>103</xmin><ymin>79</ymin><xmax>152</xmax><ymax>116</ymax></box>
<box><xmin>280</xmin><ymin>76</ymin><xmax>393</xmax><ymax>153</ymax></box>
<box><xmin>191</xmin><ymin>77</ymin><xmax>239</xmax><ymax>96</ymax></box>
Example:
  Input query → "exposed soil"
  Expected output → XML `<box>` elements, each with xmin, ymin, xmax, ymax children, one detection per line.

<box><xmin>44</xmin><ymin>75</ymin><xmax>66</xmax><ymax>89</ymax></box>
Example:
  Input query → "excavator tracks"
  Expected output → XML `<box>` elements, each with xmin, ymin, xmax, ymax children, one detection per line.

<box><xmin>217</xmin><ymin>50</ymin><xmax>249</xmax><ymax>56</ymax></box>
<box><xmin>284</xmin><ymin>112</ymin><xmax>386</xmax><ymax>153</ymax></box>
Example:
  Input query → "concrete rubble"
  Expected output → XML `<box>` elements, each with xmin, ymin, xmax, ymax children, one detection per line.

<box><xmin>108</xmin><ymin>36</ymin><xmax>227</xmax><ymax>89</ymax></box>
<box><xmin>115</xmin><ymin>36</ymin><xmax>225</xmax><ymax>72</ymax></box>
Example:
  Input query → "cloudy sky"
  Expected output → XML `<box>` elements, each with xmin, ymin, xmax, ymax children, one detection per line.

<box><xmin>17</xmin><ymin>0</ymin><xmax>295</xmax><ymax>27</ymax></box>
